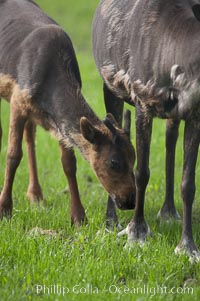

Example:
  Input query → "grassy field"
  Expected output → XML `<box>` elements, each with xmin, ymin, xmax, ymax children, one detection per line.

<box><xmin>1</xmin><ymin>1</ymin><xmax>200</xmax><ymax>300</ymax></box>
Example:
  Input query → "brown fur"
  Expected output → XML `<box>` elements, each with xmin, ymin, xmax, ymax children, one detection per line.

<box><xmin>0</xmin><ymin>0</ymin><xmax>136</xmax><ymax>226</ymax></box>
<box><xmin>0</xmin><ymin>71</ymin><xmax>136</xmax><ymax>225</ymax></box>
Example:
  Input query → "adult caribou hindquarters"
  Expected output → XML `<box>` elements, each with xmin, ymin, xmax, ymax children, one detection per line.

<box><xmin>0</xmin><ymin>0</ymin><xmax>136</xmax><ymax>226</ymax></box>
<box><xmin>93</xmin><ymin>0</ymin><xmax>200</xmax><ymax>260</ymax></box>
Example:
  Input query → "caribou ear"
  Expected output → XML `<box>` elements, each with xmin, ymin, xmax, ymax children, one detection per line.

<box><xmin>103</xmin><ymin>115</ymin><xmax>122</xmax><ymax>145</ymax></box>
<box><xmin>123</xmin><ymin>110</ymin><xmax>131</xmax><ymax>139</ymax></box>
<box><xmin>192</xmin><ymin>4</ymin><xmax>200</xmax><ymax>22</ymax></box>
<box><xmin>103</xmin><ymin>115</ymin><xmax>117</xmax><ymax>136</ymax></box>
<box><xmin>105</xmin><ymin>113</ymin><xmax>118</xmax><ymax>127</ymax></box>
<box><xmin>80</xmin><ymin>117</ymin><xmax>103</xmax><ymax>144</ymax></box>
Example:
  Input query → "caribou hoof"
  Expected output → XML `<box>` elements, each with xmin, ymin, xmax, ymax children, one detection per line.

<box><xmin>27</xmin><ymin>185</ymin><xmax>44</xmax><ymax>204</ymax></box>
<box><xmin>106</xmin><ymin>217</ymin><xmax>118</xmax><ymax>230</ymax></box>
<box><xmin>0</xmin><ymin>205</ymin><xmax>12</xmax><ymax>220</ymax></box>
<box><xmin>175</xmin><ymin>239</ymin><xmax>200</xmax><ymax>263</ymax></box>
<box><xmin>71</xmin><ymin>211</ymin><xmax>87</xmax><ymax>227</ymax></box>
<box><xmin>106</xmin><ymin>221</ymin><xmax>123</xmax><ymax>232</ymax></box>
<box><xmin>0</xmin><ymin>195</ymin><xmax>12</xmax><ymax>220</ymax></box>
<box><xmin>157</xmin><ymin>205</ymin><xmax>181</xmax><ymax>221</ymax></box>
<box><xmin>117</xmin><ymin>220</ymin><xmax>152</xmax><ymax>246</ymax></box>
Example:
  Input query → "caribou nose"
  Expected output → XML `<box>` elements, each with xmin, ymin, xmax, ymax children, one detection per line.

<box><xmin>115</xmin><ymin>192</ymin><xmax>135</xmax><ymax>210</ymax></box>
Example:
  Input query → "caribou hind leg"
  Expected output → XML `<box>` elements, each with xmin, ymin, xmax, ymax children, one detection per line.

<box><xmin>103</xmin><ymin>83</ymin><xmax>124</xmax><ymax>126</ymax></box>
<box><xmin>0</xmin><ymin>104</ymin><xmax>43</xmax><ymax>205</ymax></box>
<box><xmin>0</xmin><ymin>105</ymin><xmax>27</xmax><ymax>218</ymax></box>
<box><xmin>103</xmin><ymin>83</ymin><xmax>124</xmax><ymax>228</ymax></box>
<box><xmin>175</xmin><ymin>120</ymin><xmax>200</xmax><ymax>262</ymax></box>
<box><xmin>157</xmin><ymin>119</ymin><xmax>181</xmax><ymax>220</ymax></box>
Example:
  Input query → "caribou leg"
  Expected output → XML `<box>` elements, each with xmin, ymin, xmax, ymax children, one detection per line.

<box><xmin>157</xmin><ymin>119</ymin><xmax>181</xmax><ymax>220</ymax></box>
<box><xmin>60</xmin><ymin>145</ymin><xmax>86</xmax><ymax>226</ymax></box>
<box><xmin>0</xmin><ymin>106</ymin><xmax>27</xmax><ymax>218</ymax></box>
<box><xmin>175</xmin><ymin>120</ymin><xmax>200</xmax><ymax>262</ymax></box>
<box><xmin>119</xmin><ymin>104</ymin><xmax>152</xmax><ymax>243</ymax></box>
<box><xmin>103</xmin><ymin>83</ymin><xmax>124</xmax><ymax>227</ymax></box>
<box><xmin>23</xmin><ymin>120</ymin><xmax>43</xmax><ymax>203</ymax></box>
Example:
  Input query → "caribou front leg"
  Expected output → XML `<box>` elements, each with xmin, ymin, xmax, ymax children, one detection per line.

<box><xmin>105</xmin><ymin>196</ymin><xmax>118</xmax><ymax>228</ymax></box>
<box><xmin>175</xmin><ymin>120</ymin><xmax>200</xmax><ymax>262</ymax></box>
<box><xmin>24</xmin><ymin>121</ymin><xmax>43</xmax><ymax>203</ymax></box>
<box><xmin>60</xmin><ymin>145</ymin><xmax>86</xmax><ymax>226</ymax></box>
<box><xmin>119</xmin><ymin>104</ymin><xmax>152</xmax><ymax>243</ymax></box>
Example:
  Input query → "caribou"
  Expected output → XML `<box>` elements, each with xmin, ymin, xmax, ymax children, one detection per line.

<box><xmin>93</xmin><ymin>0</ymin><xmax>200</xmax><ymax>260</ymax></box>
<box><xmin>0</xmin><ymin>0</ymin><xmax>136</xmax><ymax>226</ymax></box>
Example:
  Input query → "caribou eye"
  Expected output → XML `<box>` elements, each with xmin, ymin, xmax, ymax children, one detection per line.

<box><xmin>109</xmin><ymin>155</ymin><xmax>123</xmax><ymax>171</ymax></box>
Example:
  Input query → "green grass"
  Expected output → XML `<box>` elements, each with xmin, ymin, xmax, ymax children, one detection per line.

<box><xmin>1</xmin><ymin>1</ymin><xmax>200</xmax><ymax>300</ymax></box>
